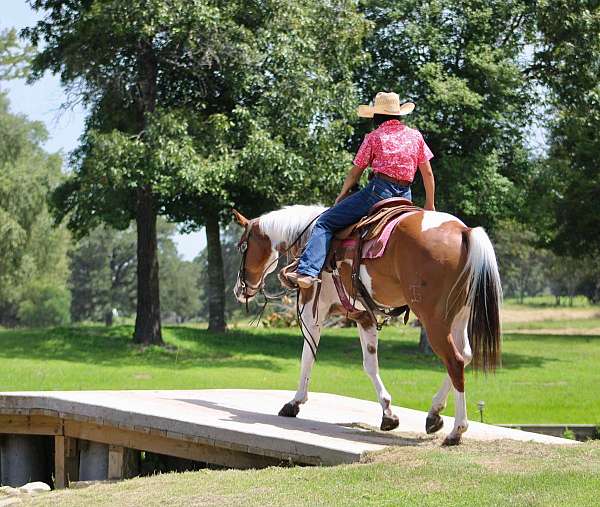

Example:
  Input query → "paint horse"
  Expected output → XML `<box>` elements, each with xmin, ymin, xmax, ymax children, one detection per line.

<box><xmin>233</xmin><ymin>204</ymin><xmax>501</xmax><ymax>445</ymax></box>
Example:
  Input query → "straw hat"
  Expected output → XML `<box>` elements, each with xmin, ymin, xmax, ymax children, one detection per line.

<box><xmin>357</xmin><ymin>92</ymin><xmax>415</xmax><ymax>118</ymax></box>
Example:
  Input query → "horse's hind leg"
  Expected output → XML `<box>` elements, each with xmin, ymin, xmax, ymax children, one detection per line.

<box><xmin>423</xmin><ymin>310</ymin><xmax>471</xmax><ymax>445</ymax></box>
<box><xmin>357</xmin><ymin>320</ymin><xmax>399</xmax><ymax>431</ymax></box>
<box><xmin>426</xmin><ymin>309</ymin><xmax>471</xmax><ymax>433</ymax></box>
<box><xmin>443</xmin><ymin>308</ymin><xmax>472</xmax><ymax>445</ymax></box>
<box><xmin>426</xmin><ymin>375</ymin><xmax>451</xmax><ymax>434</ymax></box>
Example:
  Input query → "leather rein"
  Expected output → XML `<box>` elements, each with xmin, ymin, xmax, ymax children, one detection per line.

<box><xmin>236</xmin><ymin>214</ymin><xmax>322</xmax><ymax>312</ymax></box>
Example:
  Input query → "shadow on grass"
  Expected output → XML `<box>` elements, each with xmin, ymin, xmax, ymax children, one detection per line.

<box><xmin>0</xmin><ymin>325</ymin><xmax>565</xmax><ymax>373</ymax></box>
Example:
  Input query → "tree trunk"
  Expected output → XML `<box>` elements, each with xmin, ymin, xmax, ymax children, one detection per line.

<box><xmin>133</xmin><ymin>188</ymin><xmax>163</xmax><ymax>345</ymax></box>
<box><xmin>418</xmin><ymin>322</ymin><xmax>433</xmax><ymax>355</ymax></box>
<box><xmin>205</xmin><ymin>211</ymin><xmax>226</xmax><ymax>332</ymax></box>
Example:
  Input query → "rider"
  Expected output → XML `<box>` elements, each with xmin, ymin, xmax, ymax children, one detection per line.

<box><xmin>285</xmin><ymin>91</ymin><xmax>436</xmax><ymax>289</ymax></box>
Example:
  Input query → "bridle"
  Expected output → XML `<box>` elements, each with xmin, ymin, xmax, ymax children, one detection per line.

<box><xmin>236</xmin><ymin>222</ymin><xmax>288</xmax><ymax>313</ymax></box>
<box><xmin>236</xmin><ymin>225</ymin><xmax>262</xmax><ymax>304</ymax></box>
<box><xmin>236</xmin><ymin>214</ymin><xmax>323</xmax><ymax>309</ymax></box>
<box><xmin>235</xmin><ymin>212</ymin><xmax>324</xmax><ymax>358</ymax></box>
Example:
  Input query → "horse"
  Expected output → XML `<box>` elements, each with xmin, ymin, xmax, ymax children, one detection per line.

<box><xmin>232</xmin><ymin>204</ymin><xmax>501</xmax><ymax>445</ymax></box>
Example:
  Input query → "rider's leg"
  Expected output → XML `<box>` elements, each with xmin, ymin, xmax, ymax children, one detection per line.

<box><xmin>296</xmin><ymin>184</ymin><xmax>378</xmax><ymax>278</ymax></box>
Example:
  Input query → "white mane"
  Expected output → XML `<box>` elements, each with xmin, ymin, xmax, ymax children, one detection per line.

<box><xmin>258</xmin><ymin>205</ymin><xmax>326</xmax><ymax>248</ymax></box>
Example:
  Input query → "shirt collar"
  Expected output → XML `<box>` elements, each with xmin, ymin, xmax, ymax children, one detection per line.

<box><xmin>377</xmin><ymin>119</ymin><xmax>404</xmax><ymax>130</ymax></box>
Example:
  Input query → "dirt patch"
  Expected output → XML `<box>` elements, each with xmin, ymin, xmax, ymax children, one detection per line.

<box><xmin>502</xmin><ymin>307</ymin><xmax>600</xmax><ymax>324</ymax></box>
<box><xmin>508</xmin><ymin>327</ymin><xmax>600</xmax><ymax>335</ymax></box>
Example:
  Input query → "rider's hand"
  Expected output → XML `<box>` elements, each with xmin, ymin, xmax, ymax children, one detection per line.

<box><xmin>334</xmin><ymin>193</ymin><xmax>346</xmax><ymax>205</ymax></box>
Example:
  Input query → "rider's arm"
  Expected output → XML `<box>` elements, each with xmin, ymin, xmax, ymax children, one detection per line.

<box><xmin>418</xmin><ymin>160</ymin><xmax>435</xmax><ymax>211</ymax></box>
<box><xmin>335</xmin><ymin>165</ymin><xmax>365</xmax><ymax>204</ymax></box>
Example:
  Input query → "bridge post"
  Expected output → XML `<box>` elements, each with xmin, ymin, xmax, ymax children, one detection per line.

<box><xmin>54</xmin><ymin>436</ymin><xmax>79</xmax><ymax>488</ymax></box>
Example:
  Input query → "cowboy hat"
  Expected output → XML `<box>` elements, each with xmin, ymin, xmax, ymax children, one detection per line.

<box><xmin>357</xmin><ymin>91</ymin><xmax>415</xmax><ymax>118</ymax></box>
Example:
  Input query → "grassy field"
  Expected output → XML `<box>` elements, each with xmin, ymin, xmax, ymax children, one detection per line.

<box><xmin>22</xmin><ymin>439</ymin><xmax>600</xmax><ymax>507</ymax></box>
<box><xmin>0</xmin><ymin>305</ymin><xmax>599</xmax><ymax>424</ymax></box>
<box><xmin>2</xmin><ymin>304</ymin><xmax>600</xmax><ymax>506</ymax></box>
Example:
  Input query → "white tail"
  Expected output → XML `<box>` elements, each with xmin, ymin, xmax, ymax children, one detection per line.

<box><xmin>448</xmin><ymin>227</ymin><xmax>502</xmax><ymax>371</ymax></box>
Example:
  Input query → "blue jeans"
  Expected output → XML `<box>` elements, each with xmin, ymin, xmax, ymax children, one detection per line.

<box><xmin>297</xmin><ymin>177</ymin><xmax>412</xmax><ymax>277</ymax></box>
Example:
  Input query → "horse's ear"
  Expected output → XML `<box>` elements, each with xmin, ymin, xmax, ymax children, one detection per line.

<box><xmin>232</xmin><ymin>209</ymin><xmax>249</xmax><ymax>227</ymax></box>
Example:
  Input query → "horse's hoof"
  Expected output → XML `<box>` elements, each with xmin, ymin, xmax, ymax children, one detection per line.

<box><xmin>380</xmin><ymin>413</ymin><xmax>399</xmax><ymax>431</ymax></box>
<box><xmin>425</xmin><ymin>414</ymin><xmax>444</xmax><ymax>434</ymax></box>
<box><xmin>278</xmin><ymin>402</ymin><xmax>300</xmax><ymax>417</ymax></box>
<box><xmin>442</xmin><ymin>434</ymin><xmax>462</xmax><ymax>446</ymax></box>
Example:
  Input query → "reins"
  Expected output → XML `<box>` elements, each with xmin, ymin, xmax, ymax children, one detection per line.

<box><xmin>237</xmin><ymin>212</ymin><xmax>324</xmax><ymax>360</ymax></box>
<box><xmin>237</xmin><ymin>212</ymin><xmax>322</xmax><ymax>316</ymax></box>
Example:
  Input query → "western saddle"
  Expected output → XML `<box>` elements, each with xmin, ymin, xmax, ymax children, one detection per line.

<box><xmin>282</xmin><ymin>197</ymin><xmax>421</xmax><ymax>328</ymax></box>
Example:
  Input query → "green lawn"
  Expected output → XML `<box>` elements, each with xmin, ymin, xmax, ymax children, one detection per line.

<box><xmin>24</xmin><ymin>439</ymin><xmax>600</xmax><ymax>507</ymax></box>
<box><xmin>0</xmin><ymin>318</ymin><xmax>599</xmax><ymax>424</ymax></box>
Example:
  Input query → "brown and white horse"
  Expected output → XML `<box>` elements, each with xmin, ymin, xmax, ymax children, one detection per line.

<box><xmin>233</xmin><ymin>204</ymin><xmax>501</xmax><ymax>445</ymax></box>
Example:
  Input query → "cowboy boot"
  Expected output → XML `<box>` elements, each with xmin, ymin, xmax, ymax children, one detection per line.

<box><xmin>284</xmin><ymin>271</ymin><xmax>319</xmax><ymax>289</ymax></box>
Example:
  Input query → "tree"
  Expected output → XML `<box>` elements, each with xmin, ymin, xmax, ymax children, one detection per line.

<box><xmin>0</xmin><ymin>28</ymin><xmax>33</xmax><ymax>80</ymax></box>
<box><xmin>494</xmin><ymin>221</ymin><xmax>548</xmax><ymax>302</ymax></box>
<box><xmin>357</xmin><ymin>0</ymin><xmax>538</xmax><ymax>230</ymax></box>
<box><xmin>531</xmin><ymin>2</ymin><xmax>600</xmax><ymax>257</ymax></box>
<box><xmin>0</xmin><ymin>85</ymin><xmax>70</xmax><ymax>325</ymax></box>
<box><xmin>69</xmin><ymin>226</ymin><xmax>137</xmax><ymax>323</ymax></box>
<box><xmin>157</xmin><ymin>222</ymin><xmax>202</xmax><ymax>323</ymax></box>
<box><xmin>195</xmin><ymin>224</ymin><xmax>244</xmax><ymax>322</ymax></box>
<box><xmin>25</xmin><ymin>0</ymin><xmax>368</xmax><ymax>336</ymax></box>
<box><xmin>69</xmin><ymin>219</ymin><xmax>201</xmax><ymax>324</ymax></box>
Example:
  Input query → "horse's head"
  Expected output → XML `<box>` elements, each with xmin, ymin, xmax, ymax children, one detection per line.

<box><xmin>232</xmin><ymin>209</ymin><xmax>279</xmax><ymax>303</ymax></box>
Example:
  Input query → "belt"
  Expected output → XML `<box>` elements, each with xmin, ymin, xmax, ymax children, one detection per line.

<box><xmin>373</xmin><ymin>172</ymin><xmax>411</xmax><ymax>187</ymax></box>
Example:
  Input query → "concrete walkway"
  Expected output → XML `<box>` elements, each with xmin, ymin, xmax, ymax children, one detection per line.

<box><xmin>0</xmin><ymin>389</ymin><xmax>576</xmax><ymax>468</ymax></box>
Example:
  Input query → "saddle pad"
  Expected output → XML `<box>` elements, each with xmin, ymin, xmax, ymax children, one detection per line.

<box><xmin>339</xmin><ymin>211</ymin><xmax>418</xmax><ymax>260</ymax></box>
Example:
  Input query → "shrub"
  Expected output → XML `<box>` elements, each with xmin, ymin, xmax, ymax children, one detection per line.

<box><xmin>18</xmin><ymin>282</ymin><xmax>71</xmax><ymax>327</ymax></box>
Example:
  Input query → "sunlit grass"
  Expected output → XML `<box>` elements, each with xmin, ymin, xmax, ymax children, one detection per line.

<box><xmin>1</xmin><ymin>316</ymin><xmax>599</xmax><ymax>424</ymax></box>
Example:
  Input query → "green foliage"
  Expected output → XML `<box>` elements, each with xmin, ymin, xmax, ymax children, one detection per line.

<box><xmin>0</xmin><ymin>28</ymin><xmax>33</xmax><ymax>80</ymax></box>
<box><xmin>532</xmin><ymin>2</ymin><xmax>600</xmax><ymax>256</ymax></box>
<box><xmin>26</xmin><ymin>0</ymin><xmax>370</xmax><ymax>230</ymax></box>
<box><xmin>158</xmin><ymin>224</ymin><xmax>202</xmax><ymax>322</ymax></box>
<box><xmin>69</xmin><ymin>226</ymin><xmax>137</xmax><ymax>322</ymax></box>
<box><xmin>0</xmin><ymin>92</ymin><xmax>71</xmax><ymax>324</ymax></box>
<box><xmin>69</xmin><ymin>220</ymin><xmax>202</xmax><ymax>323</ymax></box>
<box><xmin>358</xmin><ymin>0</ymin><xmax>538</xmax><ymax>229</ymax></box>
<box><xmin>17</xmin><ymin>282</ymin><xmax>71</xmax><ymax>327</ymax></box>
<box><xmin>494</xmin><ymin>221</ymin><xmax>549</xmax><ymax>301</ymax></box>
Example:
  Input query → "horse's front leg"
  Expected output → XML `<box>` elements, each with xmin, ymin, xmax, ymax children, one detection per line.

<box><xmin>357</xmin><ymin>319</ymin><xmax>399</xmax><ymax>431</ymax></box>
<box><xmin>279</xmin><ymin>286</ymin><xmax>323</xmax><ymax>418</ymax></box>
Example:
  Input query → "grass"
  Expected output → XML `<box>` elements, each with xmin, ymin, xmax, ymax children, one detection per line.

<box><xmin>1</xmin><ymin>307</ymin><xmax>599</xmax><ymax>423</ymax></box>
<box><xmin>2</xmin><ymin>304</ymin><xmax>600</xmax><ymax>506</ymax></box>
<box><xmin>22</xmin><ymin>439</ymin><xmax>600</xmax><ymax>506</ymax></box>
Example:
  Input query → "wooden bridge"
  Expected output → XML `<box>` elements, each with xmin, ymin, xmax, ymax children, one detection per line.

<box><xmin>0</xmin><ymin>389</ymin><xmax>575</xmax><ymax>488</ymax></box>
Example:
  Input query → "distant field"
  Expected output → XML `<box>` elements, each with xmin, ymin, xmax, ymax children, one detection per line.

<box><xmin>1</xmin><ymin>302</ymin><xmax>599</xmax><ymax>424</ymax></box>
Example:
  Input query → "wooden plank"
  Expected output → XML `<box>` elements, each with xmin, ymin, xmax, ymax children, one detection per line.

<box><xmin>54</xmin><ymin>435</ymin><xmax>66</xmax><ymax>489</ymax></box>
<box><xmin>0</xmin><ymin>415</ymin><xmax>62</xmax><ymax>436</ymax></box>
<box><xmin>54</xmin><ymin>436</ymin><xmax>79</xmax><ymax>489</ymax></box>
<box><xmin>65</xmin><ymin>437</ymin><xmax>79</xmax><ymax>486</ymax></box>
<box><xmin>107</xmin><ymin>445</ymin><xmax>124</xmax><ymax>480</ymax></box>
<box><xmin>64</xmin><ymin>420</ymin><xmax>282</xmax><ymax>469</ymax></box>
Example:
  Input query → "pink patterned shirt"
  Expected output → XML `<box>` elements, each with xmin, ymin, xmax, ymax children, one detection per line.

<box><xmin>353</xmin><ymin>120</ymin><xmax>433</xmax><ymax>183</ymax></box>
